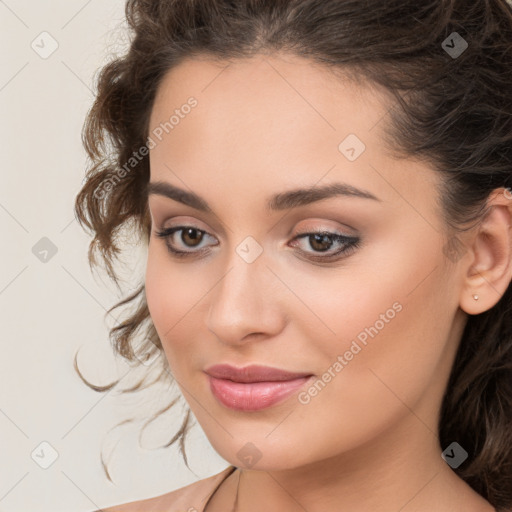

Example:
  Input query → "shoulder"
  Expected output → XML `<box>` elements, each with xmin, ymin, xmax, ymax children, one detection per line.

<box><xmin>93</xmin><ymin>465</ymin><xmax>237</xmax><ymax>512</ymax></box>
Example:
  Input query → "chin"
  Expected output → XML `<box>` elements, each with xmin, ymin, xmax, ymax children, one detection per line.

<box><xmin>203</xmin><ymin>431</ymin><xmax>322</xmax><ymax>472</ymax></box>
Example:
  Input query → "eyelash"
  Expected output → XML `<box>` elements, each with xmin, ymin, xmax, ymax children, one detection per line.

<box><xmin>154</xmin><ymin>225</ymin><xmax>361</xmax><ymax>263</ymax></box>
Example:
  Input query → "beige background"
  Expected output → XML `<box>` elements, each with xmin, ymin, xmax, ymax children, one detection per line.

<box><xmin>0</xmin><ymin>1</ymin><xmax>228</xmax><ymax>511</ymax></box>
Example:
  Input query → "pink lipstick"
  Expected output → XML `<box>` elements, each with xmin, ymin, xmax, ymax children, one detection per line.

<box><xmin>204</xmin><ymin>364</ymin><xmax>313</xmax><ymax>411</ymax></box>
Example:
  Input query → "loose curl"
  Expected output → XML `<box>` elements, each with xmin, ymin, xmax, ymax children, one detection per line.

<box><xmin>74</xmin><ymin>0</ymin><xmax>512</xmax><ymax>508</ymax></box>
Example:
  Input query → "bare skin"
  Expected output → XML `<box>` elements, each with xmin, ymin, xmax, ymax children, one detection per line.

<box><xmin>141</xmin><ymin>53</ymin><xmax>511</xmax><ymax>512</ymax></box>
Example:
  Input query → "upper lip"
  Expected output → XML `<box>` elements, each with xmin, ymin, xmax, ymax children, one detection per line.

<box><xmin>204</xmin><ymin>364</ymin><xmax>313</xmax><ymax>383</ymax></box>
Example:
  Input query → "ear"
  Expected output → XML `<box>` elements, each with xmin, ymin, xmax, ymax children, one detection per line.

<box><xmin>459</xmin><ymin>187</ymin><xmax>512</xmax><ymax>315</ymax></box>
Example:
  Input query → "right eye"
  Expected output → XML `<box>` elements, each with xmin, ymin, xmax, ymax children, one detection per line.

<box><xmin>155</xmin><ymin>225</ymin><xmax>218</xmax><ymax>258</ymax></box>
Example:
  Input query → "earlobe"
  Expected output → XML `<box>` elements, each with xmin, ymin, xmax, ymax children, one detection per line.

<box><xmin>459</xmin><ymin>188</ymin><xmax>512</xmax><ymax>316</ymax></box>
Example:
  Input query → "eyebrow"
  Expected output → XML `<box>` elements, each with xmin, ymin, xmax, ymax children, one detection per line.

<box><xmin>146</xmin><ymin>180</ymin><xmax>381</xmax><ymax>212</ymax></box>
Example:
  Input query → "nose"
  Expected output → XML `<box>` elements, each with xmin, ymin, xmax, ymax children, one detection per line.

<box><xmin>206</xmin><ymin>248</ymin><xmax>286</xmax><ymax>346</ymax></box>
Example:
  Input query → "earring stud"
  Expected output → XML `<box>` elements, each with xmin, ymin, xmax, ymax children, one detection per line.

<box><xmin>473</xmin><ymin>294</ymin><xmax>479</xmax><ymax>301</ymax></box>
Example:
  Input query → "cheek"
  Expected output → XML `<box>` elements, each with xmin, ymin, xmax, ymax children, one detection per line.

<box><xmin>289</xmin><ymin>243</ymin><xmax>454</xmax><ymax>447</ymax></box>
<box><xmin>303</xmin><ymin>228</ymin><xmax>453</xmax><ymax>373</ymax></box>
<box><xmin>145</xmin><ymin>248</ymin><xmax>174</xmax><ymax>328</ymax></box>
<box><xmin>144</xmin><ymin>248</ymin><xmax>199</xmax><ymax>370</ymax></box>
<box><xmin>145</xmin><ymin>245</ymin><xmax>228</xmax><ymax>378</ymax></box>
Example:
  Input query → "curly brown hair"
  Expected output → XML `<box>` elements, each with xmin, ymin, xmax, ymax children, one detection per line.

<box><xmin>74</xmin><ymin>0</ymin><xmax>512</xmax><ymax>509</ymax></box>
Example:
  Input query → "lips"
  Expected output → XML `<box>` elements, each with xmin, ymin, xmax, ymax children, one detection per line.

<box><xmin>204</xmin><ymin>364</ymin><xmax>314</xmax><ymax>411</ymax></box>
<box><xmin>204</xmin><ymin>364</ymin><xmax>312</xmax><ymax>382</ymax></box>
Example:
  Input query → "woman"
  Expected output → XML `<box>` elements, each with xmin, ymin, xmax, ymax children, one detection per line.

<box><xmin>75</xmin><ymin>0</ymin><xmax>512</xmax><ymax>510</ymax></box>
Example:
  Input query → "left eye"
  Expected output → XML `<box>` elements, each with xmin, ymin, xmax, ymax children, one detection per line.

<box><xmin>154</xmin><ymin>226</ymin><xmax>361</xmax><ymax>261</ymax></box>
<box><xmin>290</xmin><ymin>231</ymin><xmax>360</xmax><ymax>258</ymax></box>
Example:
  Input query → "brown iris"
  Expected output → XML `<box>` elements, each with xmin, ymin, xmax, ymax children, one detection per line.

<box><xmin>181</xmin><ymin>227</ymin><xmax>203</xmax><ymax>247</ymax></box>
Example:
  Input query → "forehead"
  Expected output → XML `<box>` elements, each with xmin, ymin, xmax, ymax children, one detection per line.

<box><xmin>149</xmin><ymin>52</ymin><xmax>390</xmax><ymax>142</ymax></box>
<box><xmin>147</xmin><ymin>53</ymin><xmax>439</xmax><ymax>214</ymax></box>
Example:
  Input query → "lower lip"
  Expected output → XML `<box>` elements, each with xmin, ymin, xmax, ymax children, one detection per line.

<box><xmin>207</xmin><ymin>374</ymin><xmax>313</xmax><ymax>411</ymax></box>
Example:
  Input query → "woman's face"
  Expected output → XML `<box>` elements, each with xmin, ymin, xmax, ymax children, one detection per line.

<box><xmin>145</xmin><ymin>53</ymin><xmax>468</xmax><ymax>470</ymax></box>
